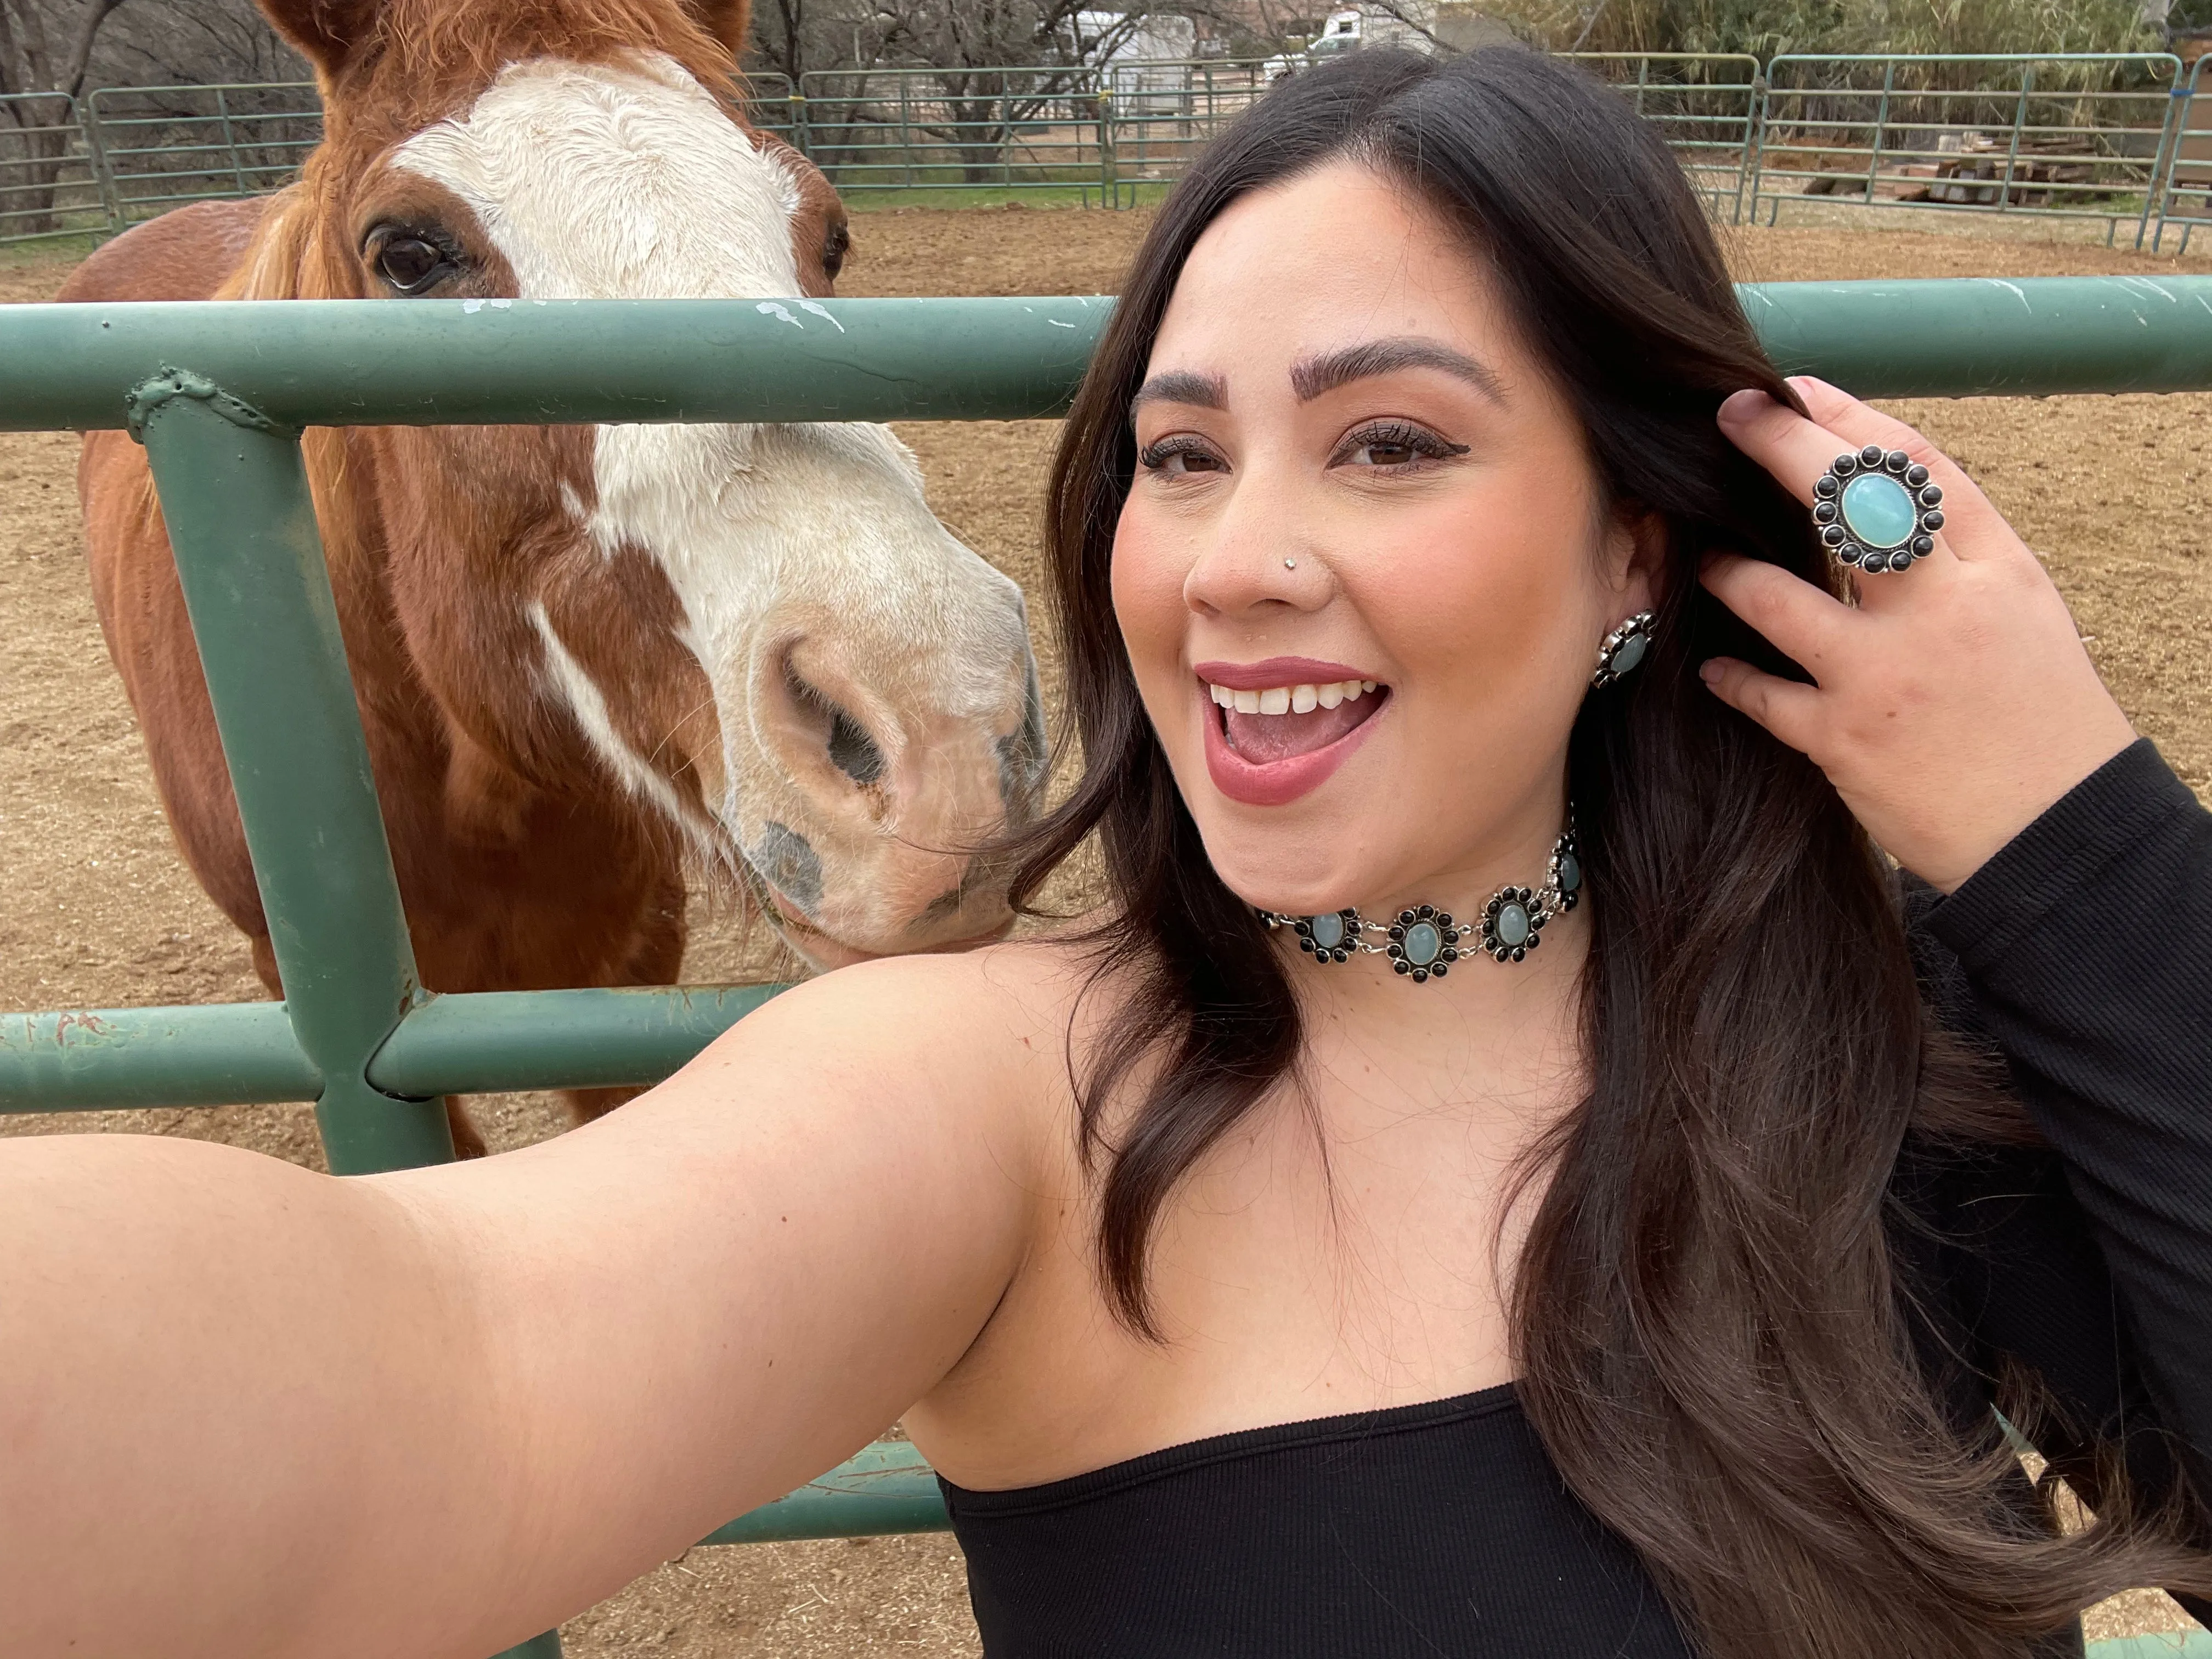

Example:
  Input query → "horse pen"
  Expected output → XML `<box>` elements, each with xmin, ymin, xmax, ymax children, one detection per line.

<box><xmin>3</xmin><ymin>191</ymin><xmax>2211</xmax><ymax>1658</ymax></box>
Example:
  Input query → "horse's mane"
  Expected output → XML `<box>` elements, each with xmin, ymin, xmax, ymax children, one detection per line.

<box><xmin>216</xmin><ymin>187</ymin><xmax>326</xmax><ymax>302</ymax></box>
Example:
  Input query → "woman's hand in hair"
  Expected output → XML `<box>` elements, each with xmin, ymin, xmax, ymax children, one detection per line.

<box><xmin>1697</xmin><ymin>376</ymin><xmax>2135</xmax><ymax>893</ymax></box>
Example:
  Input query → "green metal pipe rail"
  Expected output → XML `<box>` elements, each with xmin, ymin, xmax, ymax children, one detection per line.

<box><xmin>4</xmin><ymin>281</ymin><xmax>2209</xmax><ymax>1657</ymax></box>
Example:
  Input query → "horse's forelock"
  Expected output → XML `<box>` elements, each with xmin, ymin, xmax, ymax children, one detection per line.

<box><xmin>346</xmin><ymin>0</ymin><xmax>741</xmax><ymax>111</ymax></box>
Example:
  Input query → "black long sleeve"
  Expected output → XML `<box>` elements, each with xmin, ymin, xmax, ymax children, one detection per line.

<box><xmin>1915</xmin><ymin>740</ymin><xmax>2212</xmax><ymax>1471</ymax></box>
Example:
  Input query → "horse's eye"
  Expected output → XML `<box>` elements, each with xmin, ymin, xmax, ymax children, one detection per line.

<box><xmin>373</xmin><ymin>234</ymin><xmax>449</xmax><ymax>294</ymax></box>
<box><xmin>820</xmin><ymin>221</ymin><xmax>849</xmax><ymax>281</ymax></box>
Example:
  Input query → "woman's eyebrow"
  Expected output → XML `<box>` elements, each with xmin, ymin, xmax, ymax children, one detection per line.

<box><xmin>1290</xmin><ymin>338</ymin><xmax>1505</xmax><ymax>404</ymax></box>
<box><xmin>1131</xmin><ymin>369</ymin><xmax>1229</xmax><ymax>411</ymax></box>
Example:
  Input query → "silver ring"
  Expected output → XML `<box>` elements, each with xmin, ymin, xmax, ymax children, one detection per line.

<box><xmin>1811</xmin><ymin>445</ymin><xmax>1945</xmax><ymax>574</ymax></box>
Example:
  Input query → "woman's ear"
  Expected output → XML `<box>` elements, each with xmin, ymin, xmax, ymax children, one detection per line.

<box><xmin>1603</xmin><ymin>501</ymin><xmax>1667</xmax><ymax>616</ymax></box>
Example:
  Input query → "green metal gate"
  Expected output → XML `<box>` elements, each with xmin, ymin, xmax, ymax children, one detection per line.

<box><xmin>1560</xmin><ymin>53</ymin><xmax>1762</xmax><ymax>221</ymax></box>
<box><xmin>2153</xmin><ymin>54</ymin><xmax>2212</xmax><ymax>256</ymax></box>
<box><xmin>3</xmin><ymin>280</ymin><xmax>2210</xmax><ymax>1654</ymax></box>
<box><xmin>1751</xmin><ymin>52</ymin><xmax>2185</xmax><ymax>245</ymax></box>
<box><xmin>82</xmin><ymin>80</ymin><xmax>322</xmax><ymax>229</ymax></box>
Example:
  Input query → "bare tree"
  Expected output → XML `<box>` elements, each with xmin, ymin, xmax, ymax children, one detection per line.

<box><xmin>1</xmin><ymin>0</ymin><xmax>131</xmax><ymax>236</ymax></box>
<box><xmin>0</xmin><ymin>0</ymin><xmax>129</xmax><ymax>100</ymax></box>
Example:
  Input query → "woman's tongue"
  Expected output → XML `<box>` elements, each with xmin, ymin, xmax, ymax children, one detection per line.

<box><xmin>1223</xmin><ymin>693</ymin><xmax>1381</xmax><ymax>764</ymax></box>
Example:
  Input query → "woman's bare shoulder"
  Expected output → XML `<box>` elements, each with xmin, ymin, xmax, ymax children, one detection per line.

<box><xmin>740</xmin><ymin>926</ymin><xmax>1113</xmax><ymax>1099</ymax></box>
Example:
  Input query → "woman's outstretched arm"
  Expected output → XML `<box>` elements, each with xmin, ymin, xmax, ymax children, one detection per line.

<box><xmin>0</xmin><ymin>949</ymin><xmax>1049</xmax><ymax>1659</ymax></box>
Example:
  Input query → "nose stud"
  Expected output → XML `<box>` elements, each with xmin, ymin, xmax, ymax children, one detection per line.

<box><xmin>1284</xmin><ymin>557</ymin><xmax>1297</xmax><ymax>570</ymax></box>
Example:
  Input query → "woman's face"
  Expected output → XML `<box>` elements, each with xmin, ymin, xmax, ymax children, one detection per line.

<box><xmin>1113</xmin><ymin>160</ymin><xmax>1652</xmax><ymax>916</ymax></box>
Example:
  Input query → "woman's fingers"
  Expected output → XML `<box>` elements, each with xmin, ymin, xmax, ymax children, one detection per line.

<box><xmin>1699</xmin><ymin>552</ymin><xmax>1851</xmax><ymax>673</ymax></box>
<box><xmin>1786</xmin><ymin>376</ymin><xmax>2005</xmax><ymax>557</ymax></box>
<box><xmin>1714</xmin><ymin>388</ymin><xmax>1843</xmax><ymax>509</ymax></box>
<box><xmin>1696</xmin><ymin>656</ymin><xmax>1822</xmax><ymax>754</ymax></box>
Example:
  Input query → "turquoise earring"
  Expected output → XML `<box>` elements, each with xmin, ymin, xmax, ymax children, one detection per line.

<box><xmin>1592</xmin><ymin>611</ymin><xmax>1655</xmax><ymax>689</ymax></box>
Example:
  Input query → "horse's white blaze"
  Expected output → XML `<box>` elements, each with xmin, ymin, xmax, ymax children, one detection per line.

<box><xmin>393</xmin><ymin>54</ymin><xmax>1030</xmax><ymax>896</ymax></box>
<box><xmin>527</xmin><ymin>599</ymin><xmax>726</xmax><ymax>868</ymax></box>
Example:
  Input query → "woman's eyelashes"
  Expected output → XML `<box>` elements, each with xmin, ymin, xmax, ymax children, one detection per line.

<box><xmin>1137</xmin><ymin>433</ymin><xmax>1228</xmax><ymax>475</ymax></box>
<box><xmin>1134</xmin><ymin>420</ymin><xmax>1471</xmax><ymax>482</ymax></box>
<box><xmin>1330</xmin><ymin>420</ymin><xmax>1471</xmax><ymax>471</ymax></box>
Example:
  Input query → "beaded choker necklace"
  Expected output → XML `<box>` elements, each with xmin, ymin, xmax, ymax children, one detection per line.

<box><xmin>1257</xmin><ymin>828</ymin><xmax>1582</xmax><ymax>984</ymax></box>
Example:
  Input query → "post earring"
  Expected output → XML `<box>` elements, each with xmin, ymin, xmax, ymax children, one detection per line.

<box><xmin>1591</xmin><ymin>611</ymin><xmax>1656</xmax><ymax>689</ymax></box>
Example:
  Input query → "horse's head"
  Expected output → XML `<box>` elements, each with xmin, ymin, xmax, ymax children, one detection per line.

<box><xmin>247</xmin><ymin>0</ymin><xmax>1045</xmax><ymax>969</ymax></box>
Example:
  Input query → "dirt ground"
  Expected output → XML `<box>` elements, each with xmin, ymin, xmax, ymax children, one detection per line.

<box><xmin>3</xmin><ymin>205</ymin><xmax>2208</xmax><ymax>1655</ymax></box>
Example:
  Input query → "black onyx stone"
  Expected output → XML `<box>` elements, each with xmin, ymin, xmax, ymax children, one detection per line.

<box><xmin>1510</xmin><ymin>947</ymin><xmax>1526</xmax><ymax>962</ymax></box>
<box><xmin>1922</xmin><ymin>509</ymin><xmax>1944</xmax><ymax>532</ymax></box>
<box><xmin>1860</xmin><ymin>444</ymin><xmax>1884</xmax><ymax>465</ymax></box>
<box><xmin>1388</xmin><ymin>924</ymin><xmax>1404</xmax><ymax>940</ymax></box>
<box><xmin>1911</xmin><ymin>535</ymin><xmax>1934</xmax><ymax>556</ymax></box>
<box><xmin>1906</xmin><ymin>464</ymin><xmax>1929</xmax><ymax>486</ymax></box>
<box><xmin>1392</xmin><ymin>959</ymin><xmax>1410</xmax><ymax>975</ymax></box>
<box><xmin>1398</xmin><ymin>909</ymin><xmax>1416</xmax><ymax>926</ymax></box>
<box><xmin>1821</xmin><ymin>524</ymin><xmax>1846</xmax><ymax>547</ymax></box>
<box><xmin>1436</xmin><ymin>912</ymin><xmax>1453</xmax><ymax>928</ymax></box>
<box><xmin>1417</xmin><ymin>904</ymin><xmax>1434</xmax><ymax>919</ymax></box>
<box><xmin>1332</xmin><ymin>949</ymin><xmax>1350</xmax><ymax>963</ymax></box>
<box><xmin>1814</xmin><ymin>475</ymin><xmax>1839</xmax><ymax>498</ymax></box>
<box><xmin>1442</xmin><ymin>947</ymin><xmax>1458</xmax><ymax>962</ymax></box>
<box><xmin>1300</xmin><ymin>937</ymin><xmax>1315</xmax><ymax>953</ymax></box>
<box><xmin>1813</xmin><ymin>501</ymin><xmax>1837</xmax><ymax>523</ymax></box>
<box><xmin>1431</xmin><ymin>963</ymin><xmax>1448</xmax><ymax>978</ymax></box>
<box><xmin>1410</xmin><ymin>969</ymin><xmax>1428</xmax><ymax>983</ymax></box>
<box><xmin>1834</xmin><ymin>452</ymin><xmax>1859</xmax><ymax>476</ymax></box>
<box><xmin>1838</xmin><ymin>543</ymin><xmax>1864</xmax><ymax>565</ymax></box>
<box><xmin>1884</xmin><ymin>450</ymin><xmax>1909</xmax><ymax>473</ymax></box>
<box><xmin>1920</xmin><ymin>484</ymin><xmax>1943</xmax><ymax>506</ymax></box>
<box><xmin>1865</xmin><ymin>551</ymin><xmax>1894</xmax><ymax>572</ymax></box>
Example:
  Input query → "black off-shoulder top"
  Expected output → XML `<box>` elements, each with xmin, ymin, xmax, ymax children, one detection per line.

<box><xmin>941</xmin><ymin>740</ymin><xmax>2212</xmax><ymax>1657</ymax></box>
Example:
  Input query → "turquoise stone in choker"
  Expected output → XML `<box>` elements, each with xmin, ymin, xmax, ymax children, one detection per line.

<box><xmin>1259</xmin><ymin>826</ymin><xmax>1581</xmax><ymax>984</ymax></box>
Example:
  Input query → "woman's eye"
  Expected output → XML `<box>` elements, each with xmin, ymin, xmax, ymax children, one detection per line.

<box><xmin>1334</xmin><ymin>422</ymin><xmax>1468</xmax><ymax>471</ymax></box>
<box><xmin>1138</xmin><ymin>438</ymin><xmax>1227</xmax><ymax>476</ymax></box>
<box><xmin>371</xmin><ymin>234</ymin><xmax>451</xmax><ymax>294</ymax></box>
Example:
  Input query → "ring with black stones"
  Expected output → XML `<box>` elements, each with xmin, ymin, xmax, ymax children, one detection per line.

<box><xmin>1809</xmin><ymin>444</ymin><xmax>1945</xmax><ymax>575</ymax></box>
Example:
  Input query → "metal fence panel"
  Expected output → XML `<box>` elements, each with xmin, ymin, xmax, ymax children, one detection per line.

<box><xmin>1559</xmin><ymin>54</ymin><xmax>1763</xmax><ymax>221</ymax></box>
<box><xmin>0</xmin><ymin>91</ymin><xmax>106</xmax><ymax>244</ymax></box>
<box><xmin>2153</xmin><ymin>54</ymin><xmax>2212</xmax><ymax>253</ymax></box>
<box><xmin>1099</xmin><ymin>58</ymin><xmax>1276</xmax><ymax>200</ymax></box>
<box><xmin>85</xmin><ymin>81</ymin><xmax>321</xmax><ymax>228</ymax></box>
<box><xmin>1752</xmin><ymin>53</ymin><xmax>2184</xmax><ymax>246</ymax></box>
<box><xmin>796</xmin><ymin>66</ymin><xmax>1116</xmax><ymax>199</ymax></box>
<box><xmin>46</xmin><ymin>54</ymin><xmax>2212</xmax><ymax>242</ymax></box>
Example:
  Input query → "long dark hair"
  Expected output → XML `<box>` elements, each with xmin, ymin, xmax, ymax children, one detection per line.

<box><xmin>1005</xmin><ymin>45</ymin><xmax>2210</xmax><ymax>1659</ymax></box>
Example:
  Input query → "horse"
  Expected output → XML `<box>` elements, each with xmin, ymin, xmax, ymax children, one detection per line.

<box><xmin>58</xmin><ymin>0</ymin><xmax>1047</xmax><ymax>1155</ymax></box>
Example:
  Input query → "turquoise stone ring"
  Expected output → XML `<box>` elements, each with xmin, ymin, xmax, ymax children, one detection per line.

<box><xmin>1811</xmin><ymin>445</ymin><xmax>1944</xmax><ymax>574</ymax></box>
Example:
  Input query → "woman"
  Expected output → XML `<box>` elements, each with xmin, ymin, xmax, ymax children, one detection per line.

<box><xmin>6</xmin><ymin>47</ymin><xmax>2209</xmax><ymax>1659</ymax></box>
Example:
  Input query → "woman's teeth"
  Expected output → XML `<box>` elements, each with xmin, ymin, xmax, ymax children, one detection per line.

<box><xmin>1207</xmin><ymin>678</ymin><xmax>1379</xmax><ymax>715</ymax></box>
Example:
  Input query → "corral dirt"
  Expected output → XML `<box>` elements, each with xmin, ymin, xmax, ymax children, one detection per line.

<box><xmin>2</xmin><ymin>208</ymin><xmax>2207</xmax><ymax>1655</ymax></box>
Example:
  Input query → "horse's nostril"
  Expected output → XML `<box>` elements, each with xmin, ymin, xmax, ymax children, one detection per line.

<box><xmin>827</xmin><ymin>703</ymin><xmax>885</xmax><ymax>787</ymax></box>
<box><xmin>786</xmin><ymin>663</ymin><xmax>887</xmax><ymax>788</ymax></box>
